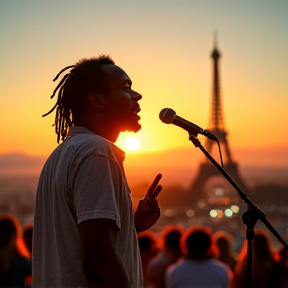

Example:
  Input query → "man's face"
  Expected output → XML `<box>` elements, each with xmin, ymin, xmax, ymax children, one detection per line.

<box><xmin>102</xmin><ymin>64</ymin><xmax>142</xmax><ymax>133</ymax></box>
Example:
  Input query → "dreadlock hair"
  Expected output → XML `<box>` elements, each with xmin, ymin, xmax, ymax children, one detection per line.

<box><xmin>43</xmin><ymin>55</ymin><xmax>115</xmax><ymax>143</ymax></box>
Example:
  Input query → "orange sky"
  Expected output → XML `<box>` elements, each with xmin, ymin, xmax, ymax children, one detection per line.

<box><xmin>0</xmin><ymin>1</ymin><xmax>287</xmax><ymax>170</ymax></box>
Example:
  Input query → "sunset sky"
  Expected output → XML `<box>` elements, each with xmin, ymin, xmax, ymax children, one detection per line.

<box><xmin>0</xmin><ymin>1</ymin><xmax>287</xmax><ymax>181</ymax></box>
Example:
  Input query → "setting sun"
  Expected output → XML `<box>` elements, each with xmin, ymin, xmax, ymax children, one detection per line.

<box><xmin>125</xmin><ymin>137</ymin><xmax>140</xmax><ymax>151</ymax></box>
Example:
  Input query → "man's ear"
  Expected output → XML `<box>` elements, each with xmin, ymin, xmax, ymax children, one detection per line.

<box><xmin>87</xmin><ymin>92</ymin><xmax>105</xmax><ymax>111</ymax></box>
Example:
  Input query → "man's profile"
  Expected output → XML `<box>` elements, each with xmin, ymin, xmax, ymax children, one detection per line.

<box><xmin>32</xmin><ymin>55</ymin><xmax>162</xmax><ymax>288</ymax></box>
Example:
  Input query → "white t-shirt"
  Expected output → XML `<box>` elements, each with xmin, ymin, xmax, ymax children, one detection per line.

<box><xmin>165</xmin><ymin>258</ymin><xmax>232</xmax><ymax>288</ymax></box>
<box><xmin>32</xmin><ymin>126</ymin><xmax>143</xmax><ymax>288</ymax></box>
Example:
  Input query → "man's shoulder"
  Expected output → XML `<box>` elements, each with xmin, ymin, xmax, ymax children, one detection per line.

<box><xmin>61</xmin><ymin>132</ymin><xmax>113</xmax><ymax>158</ymax></box>
<box><xmin>206</xmin><ymin>259</ymin><xmax>231</xmax><ymax>276</ymax></box>
<box><xmin>66</xmin><ymin>126</ymin><xmax>110</xmax><ymax>149</ymax></box>
<box><xmin>45</xmin><ymin>127</ymin><xmax>125</xmax><ymax>168</ymax></box>
<box><xmin>211</xmin><ymin>258</ymin><xmax>229</xmax><ymax>268</ymax></box>
<box><xmin>42</xmin><ymin>133</ymin><xmax>113</xmax><ymax>173</ymax></box>
<box><xmin>69</xmin><ymin>132</ymin><xmax>109</xmax><ymax>147</ymax></box>
<box><xmin>166</xmin><ymin>258</ymin><xmax>184</xmax><ymax>275</ymax></box>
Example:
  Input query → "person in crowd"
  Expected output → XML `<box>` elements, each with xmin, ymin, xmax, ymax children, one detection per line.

<box><xmin>278</xmin><ymin>246</ymin><xmax>288</xmax><ymax>287</ymax></box>
<box><xmin>233</xmin><ymin>229</ymin><xmax>284</xmax><ymax>288</ymax></box>
<box><xmin>23</xmin><ymin>224</ymin><xmax>33</xmax><ymax>255</ymax></box>
<box><xmin>32</xmin><ymin>55</ymin><xmax>163</xmax><ymax>288</ymax></box>
<box><xmin>138</xmin><ymin>231</ymin><xmax>159</xmax><ymax>287</ymax></box>
<box><xmin>213</xmin><ymin>230</ymin><xmax>238</xmax><ymax>273</ymax></box>
<box><xmin>0</xmin><ymin>214</ymin><xmax>32</xmax><ymax>287</ymax></box>
<box><xmin>165</xmin><ymin>226</ymin><xmax>232</xmax><ymax>288</ymax></box>
<box><xmin>147</xmin><ymin>226</ymin><xmax>184</xmax><ymax>288</ymax></box>
<box><xmin>23</xmin><ymin>223</ymin><xmax>33</xmax><ymax>288</ymax></box>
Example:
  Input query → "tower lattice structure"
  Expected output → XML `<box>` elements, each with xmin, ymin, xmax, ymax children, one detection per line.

<box><xmin>189</xmin><ymin>41</ymin><xmax>247</xmax><ymax>205</ymax></box>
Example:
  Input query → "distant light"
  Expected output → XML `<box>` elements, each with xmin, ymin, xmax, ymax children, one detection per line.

<box><xmin>215</xmin><ymin>188</ymin><xmax>224</xmax><ymax>196</ymax></box>
<box><xmin>198</xmin><ymin>199</ymin><xmax>206</xmax><ymax>209</ymax></box>
<box><xmin>186</xmin><ymin>210</ymin><xmax>194</xmax><ymax>217</ymax></box>
<box><xmin>210</xmin><ymin>210</ymin><xmax>218</xmax><ymax>218</ymax></box>
<box><xmin>225</xmin><ymin>209</ymin><xmax>233</xmax><ymax>217</ymax></box>
<box><xmin>231</xmin><ymin>205</ymin><xmax>240</xmax><ymax>213</ymax></box>
<box><xmin>165</xmin><ymin>209</ymin><xmax>173</xmax><ymax>217</ymax></box>
<box><xmin>217</xmin><ymin>210</ymin><xmax>224</xmax><ymax>219</ymax></box>
<box><xmin>125</xmin><ymin>137</ymin><xmax>140</xmax><ymax>151</ymax></box>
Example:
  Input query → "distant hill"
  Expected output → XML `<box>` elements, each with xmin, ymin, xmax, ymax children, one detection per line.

<box><xmin>0</xmin><ymin>153</ymin><xmax>46</xmax><ymax>176</ymax></box>
<box><xmin>0</xmin><ymin>149</ymin><xmax>287</xmax><ymax>188</ymax></box>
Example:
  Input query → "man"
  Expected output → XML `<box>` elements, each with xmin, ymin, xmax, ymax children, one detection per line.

<box><xmin>137</xmin><ymin>231</ymin><xmax>159</xmax><ymax>287</ymax></box>
<box><xmin>32</xmin><ymin>55</ymin><xmax>162</xmax><ymax>288</ymax></box>
<box><xmin>147</xmin><ymin>226</ymin><xmax>183</xmax><ymax>288</ymax></box>
<box><xmin>165</xmin><ymin>226</ymin><xmax>232</xmax><ymax>288</ymax></box>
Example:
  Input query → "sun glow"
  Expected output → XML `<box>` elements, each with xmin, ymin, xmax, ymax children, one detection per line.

<box><xmin>125</xmin><ymin>137</ymin><xmax>140</xmax><ymax>151</ymax></box>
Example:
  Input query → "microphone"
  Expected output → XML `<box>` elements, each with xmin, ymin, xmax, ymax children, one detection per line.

<box><xmin>159</xmin><ymin>108</ymin><xmax>217</xmax><ymax>141</ymax></box>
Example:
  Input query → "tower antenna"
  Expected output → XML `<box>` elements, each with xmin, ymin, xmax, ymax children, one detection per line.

<box><xmin>213</xmin><ymin>30</ymin><xmax>218</xmax><ymax>48</ymax></box>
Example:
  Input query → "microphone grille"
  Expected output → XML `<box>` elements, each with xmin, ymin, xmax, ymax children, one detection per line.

<box><xmin>159</xmin><ymin>108</ymin><xmax>176</xmax><ymax>124</ymax></box>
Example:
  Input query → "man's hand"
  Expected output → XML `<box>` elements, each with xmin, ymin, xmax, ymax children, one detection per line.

<box><xmin>134</xmin><ymin>174</ymin><xmax>162</xmax><ymax>233</ymax></box>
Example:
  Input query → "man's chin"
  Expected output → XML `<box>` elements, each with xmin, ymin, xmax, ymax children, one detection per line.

<box><xmin>124</xmin><ymin>123</ymin><xmax>142</xmax><ymax>133</ymax></box>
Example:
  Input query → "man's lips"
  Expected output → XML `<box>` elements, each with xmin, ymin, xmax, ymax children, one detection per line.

<box><xmin>133</xmin><ymin>107</ymin><xmax>141</xmax><ymax>114</ymax></box>
<box><xmin>133</xmin><ymin>112</ymin><xmax>141</xmax><ymax>119</ymax></box>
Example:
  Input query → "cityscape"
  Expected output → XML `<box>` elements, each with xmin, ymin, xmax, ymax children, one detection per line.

<box><xmin>1</xmin><ymin>41</ymin><xmax>287</xmax><ymax>252</ymax></box>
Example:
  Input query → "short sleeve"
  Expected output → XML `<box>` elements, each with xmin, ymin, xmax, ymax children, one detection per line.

<box><xmin>73</xmin><ymin>153</ymin><xmax>122</xmax><ymax>228</ymax></box>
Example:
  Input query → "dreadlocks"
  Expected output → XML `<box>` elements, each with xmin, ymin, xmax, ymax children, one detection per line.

<box><xmin>43</xmin><ymin>55</ymin><xmax>115</xmax><ymax>143</ymax></box>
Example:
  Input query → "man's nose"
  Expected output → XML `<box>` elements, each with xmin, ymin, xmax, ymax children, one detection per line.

<box><xmin>131</xmin><ymin>90</ymin><xmax>142</xmax><ymax>101</ymax></box>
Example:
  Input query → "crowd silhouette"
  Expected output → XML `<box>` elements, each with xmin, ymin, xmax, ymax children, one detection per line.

<box><xmin>212</xmin><ymin>231</ymin><xmax>238</xmax><ymax>273</ymax></box>
<box><xmin>0</xmin><ymin>214</ymin><xmax>32</xmax><ymax>288</ymax></box>
<box><xmin>0</xmin><ymin>213</ymin><xmax>287</xmax><ymax>287</ymax></box>
<box><xmin>233</xmin><ymin>229</ymin><xmax>286</xmax><ymax>288</ymax></box>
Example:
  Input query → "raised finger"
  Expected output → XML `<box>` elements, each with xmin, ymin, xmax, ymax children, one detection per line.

<box><xmin>152</xmin><ymin>185</ymin><xmax>162</xmax><ymax>199</ymax></box>
<box><xmin>145</xmin><ymin>174</ymin><xmax>162</xmax><ymax>199</ymax></box>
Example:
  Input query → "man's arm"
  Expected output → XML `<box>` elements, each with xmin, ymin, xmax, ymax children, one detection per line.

<box><xmin>78</xmin><ymin>218</ymin><xmax>130</xmax><ymax>288</ymax></box>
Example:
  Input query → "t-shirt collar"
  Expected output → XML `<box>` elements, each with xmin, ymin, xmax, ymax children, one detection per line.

<box><xmin>68</xmin><ymin>126</ymin><xmax>125</xmax><ymax>163</ymax></box>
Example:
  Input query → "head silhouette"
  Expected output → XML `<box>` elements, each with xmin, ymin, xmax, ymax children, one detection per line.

<box><xmin>43</xmin><ymin>55</ymin><xmax>115</xmax><ymax>143</ymax></box>
<box><xmin>181</xmin><ymin>226</ymin><xmax>214</xmax><ymax>260</ymax></box>
<box><xmin>160</xmin><ymin>226</ymin><xmax>184</xmax><ymax>255</ymax></box>
<box><xmin>0</xmin><ymin>214</ymin><xmax>19</xmax><ymax>252</ymax></box>
<box><xmin>0</xmin><ymin>214</ymin><xmax>28</xmax><ymax>274</ymax></box>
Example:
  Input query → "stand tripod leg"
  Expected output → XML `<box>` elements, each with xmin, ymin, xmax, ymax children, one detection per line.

<box><xmin>242</xmin><ymin>209</ymin><xmax>258</xmax><ymax>288</ymax></box>
<box><xmin>246</xmin><ymin>229</ymin><xmax>254</xmax><ymax>288</ymax></box>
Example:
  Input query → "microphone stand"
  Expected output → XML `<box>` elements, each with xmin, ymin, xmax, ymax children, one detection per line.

<box><xmin>188</xmin><ymin>134</ymin><xmax>288</xmax><ymax>288</ymax></box>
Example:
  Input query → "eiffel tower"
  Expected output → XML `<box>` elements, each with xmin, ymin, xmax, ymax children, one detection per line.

<box><xmin>189</xmin><ymin>39</ymin><xmax>247</xmax><ymax>206</ymax></box>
